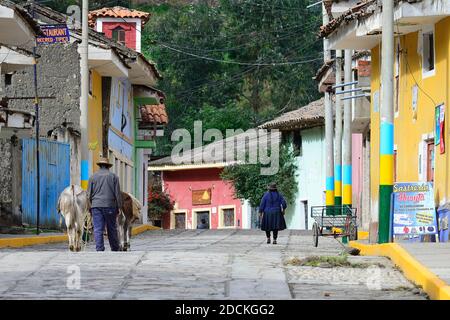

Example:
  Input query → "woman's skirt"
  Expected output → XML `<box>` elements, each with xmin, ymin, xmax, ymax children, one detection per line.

<box><xmin>260</xmin><ymin>210</ymin><xmax>286</xmax><ymax>231</ymax></box>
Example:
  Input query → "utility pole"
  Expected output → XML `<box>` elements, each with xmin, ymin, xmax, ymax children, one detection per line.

<box><xmin>80</xmin><ymin>0</ymin><xmax>89</xmax><ymax>190</ymax></box>
<box><xmin>31</xmin><ymin>0</ymin><xmax>40</xmax><ymax>235</ymax></box>
<box><xmin>334</xmin><ymin>50</ymin><xmax>343</xmax><ymax>206</ymax></box>
<box><xmin>343</xmin><ymin>49</ymin><xmax>352</xmax><ymax>209</ymax></box>
<box><xmin>323</xmin><ymin>2</ymin><xmax>334</xmax><ymax>213</ymax></box>
<box><xmin>379</xmin><ymin>0</ymin><xmax>394</xmax><ymax>243</ymax></box>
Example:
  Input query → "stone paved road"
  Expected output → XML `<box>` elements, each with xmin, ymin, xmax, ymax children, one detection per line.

<box><xmin>0</xmin><ymin>229</ymin><xmax>427</xmax><ymax>300</ymax></box>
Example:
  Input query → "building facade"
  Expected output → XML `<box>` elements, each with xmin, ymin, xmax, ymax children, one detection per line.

<box><xmin>321</xmin><ymin>0</ymin><xmax>450</xmax><ymax>241</ymax></box>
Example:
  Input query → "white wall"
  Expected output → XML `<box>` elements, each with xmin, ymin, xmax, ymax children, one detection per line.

<box><xmin>285</xmin><ymin>126</ymin><xmax>326</xmax><ymax>230</ymax></box>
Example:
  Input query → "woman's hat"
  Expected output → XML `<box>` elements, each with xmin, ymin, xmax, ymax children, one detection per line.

<box><xmin>96</xmin><ymin>157</ymin><xmax>113</xmax><ymax>167</ymax></box>
<box><xmin>268</xmin><ymin>182</ymin><xmax>277</xmax><ymax>190</ymax></box>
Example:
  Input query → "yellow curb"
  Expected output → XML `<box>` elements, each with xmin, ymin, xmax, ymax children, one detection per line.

<box><xmin>349</xmin><ymin>241</ymin><xmax>450</xmax><ymax>300</ymax></box>
<box><xmin>330</xmin><ymin>229</ymin><xmax>369</xmax><ymax>240</ymax></box>
<box><xmin>0</xmin><ymin>225</ymin><xmax>161</xmax><ymax>249</ymax></box>
<box><xmin>358</xmin><ymin>231</ymin><xmax>369</xmax><ymax>240</ymax></box>
<box><xmin>0</xmin><ymin>234</ymin><xmax>69</xmax><ymax>248</ymax></box>
<box><xmin>131</xmin><ymin>224</ymin><xmax>161</xmax><ymax>236</ymax></box>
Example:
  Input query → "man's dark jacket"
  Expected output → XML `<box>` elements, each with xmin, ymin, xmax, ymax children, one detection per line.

<box><xmin>87</xmin><ymin>168</ymin><xmax>122</xmax><ymax>208</ymax></box>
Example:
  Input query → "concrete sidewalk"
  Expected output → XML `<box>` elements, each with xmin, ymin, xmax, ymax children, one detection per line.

<box><xmin>350</xmin><ymin>240</ymin><xmax>450</xmax><ymax>300</ymax></box>
<box><xmin>401</xmin><ymin>243</ymin><xmax>450</xmax><ymax>285</ymax></box>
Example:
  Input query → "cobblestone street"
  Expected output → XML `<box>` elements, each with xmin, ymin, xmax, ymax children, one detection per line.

<box><xmin>0</xmin><ymin>229</ymin><xmax>427</xmax><ymax>300</ymax></box>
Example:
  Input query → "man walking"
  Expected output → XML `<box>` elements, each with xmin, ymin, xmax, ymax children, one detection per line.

<box><xmin>87</xmin><ymin>157</ymin><xmax>122</xmax><ymax>251</ymax></box>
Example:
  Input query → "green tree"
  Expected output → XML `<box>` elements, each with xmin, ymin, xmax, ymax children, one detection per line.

<box><xmin>221</xmin><ymin>144</ymin><xmax>298</xmax><ymax>207</ymax></box>
<box><xmin>143</xmin><ymin>0</ymin><xmax>322</xmax><ymax>155</ymax></box>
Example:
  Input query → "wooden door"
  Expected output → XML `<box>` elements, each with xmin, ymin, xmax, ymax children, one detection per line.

<box><xmin>175</xmin><ymin>213</ymin><xmax>186</xmax><ymax>229</ymax></box>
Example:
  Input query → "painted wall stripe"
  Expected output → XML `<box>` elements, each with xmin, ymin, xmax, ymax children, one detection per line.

<box><xmin>343</xmin><ymin>165</ymin><xmax>352</xmax><ymax>185</ymax></box>
<box><xmin>334</xmin><ymin>181</ymin><xmax>342</xmax><ymax>196</ymax></box>
<box><xmin>81</xmin><ymin>160</ymin><xmax>89</xmax><ymax>181</ymax></box>
<box><xmin>326</xmin><ymin>177</ymin><xmax>335</xmax><ymax>190</ymax></box>
<box><xmin>343</xmin><ymin>184</ymin><xmax>352</xmax><ymax>205</ymax></box>
<box><xmin>335</xmin><ymin>164</ymin><xmax>342</xmax><ymax>181</ymax></box>
<box><xmin>380</xmin><ymin>122</ymin><xmax>394</xmax><ymax>155</ymax></box>
<box><xmin>380</xmin><ymin>154</ymin><xmax>394</xmax><ymax>185</ymax></box>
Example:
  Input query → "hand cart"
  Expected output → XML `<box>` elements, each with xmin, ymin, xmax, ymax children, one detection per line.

<box><xmin>311</xmin><ymin>205</ymin><xmax>358</xmax><ymax>247</ymax></box>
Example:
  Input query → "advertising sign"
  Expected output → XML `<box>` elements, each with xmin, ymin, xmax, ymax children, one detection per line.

<box><xmin>192</xmin><ymin>189</ymin><xmax>211</xmax><ymax>205</ymax></box>
<box><xmin>392</xmin><ymin>182</ymin><xmax>438</xmax><ymax>237</ymax></box>
<box><xmin>37</xmin><ymin>24</ymin><xmax>70</xmax><ymax>44</ymax></box>
<box><xmin>439</xmin><ymin>104</ymin><xmax>445</xmax><ymax>154</ymax></box>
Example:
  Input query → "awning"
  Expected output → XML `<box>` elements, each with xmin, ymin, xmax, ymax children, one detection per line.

<box><xmin>0</xmin><ymin>45</ymin><xmax>34</xmax><ymax>72</ymax></box>
<box><xmin>0</xmin><ymin>3</ymin><xmax>38</xmax><ymax>47</ymax></box>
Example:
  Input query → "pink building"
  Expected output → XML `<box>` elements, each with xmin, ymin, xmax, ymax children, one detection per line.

<box><xmin>150</xmin><ymin>167</ymin><xmax>243</xmax><ymax>230</ymax></box>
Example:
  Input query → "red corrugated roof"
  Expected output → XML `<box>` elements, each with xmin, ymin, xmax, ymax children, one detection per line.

<box><xmin>89</xmin><ymin>6</ymin><xmax>151</xmax><ymax>28</ymax></box>
<box><xmin>140</xmin><ymin>104</ymin><xmax>168</xmax><ymax>125</ymax></box>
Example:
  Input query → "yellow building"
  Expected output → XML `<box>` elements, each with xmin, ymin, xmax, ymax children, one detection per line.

<box><xmin>320</xmin><ymin>0</ymin><xmax>450</xmax><ymax>240</ymax></box>
<box><xmin>88</xmin><ymin>69</ymin><xmax>103</xmax><ymax>173</ymax></box>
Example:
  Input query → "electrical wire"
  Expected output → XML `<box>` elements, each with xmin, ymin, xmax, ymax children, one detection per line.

<box><xmin>396</xmin><ymin>23</ymin><xmax>438</xmax><ymax>108</ymax></box>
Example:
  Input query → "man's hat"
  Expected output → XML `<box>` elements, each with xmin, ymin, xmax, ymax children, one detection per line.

<box><xmin>97</xmin><ymin>157</ymin><xmax>113</xmax><ymax>167</ymax></box>
<box><xmin>268</xmin><ymin>182</ymin><xmax>277</xmax><ymax>191</ymax></box>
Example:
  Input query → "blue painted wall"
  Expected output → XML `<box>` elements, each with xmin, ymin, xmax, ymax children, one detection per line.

<box><xmin>21</xmin><ymin>139</ymin><xmax>71</xmax><ymax>229</ymax></box>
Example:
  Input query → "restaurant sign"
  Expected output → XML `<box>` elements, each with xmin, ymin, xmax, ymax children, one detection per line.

<box><xmin>391</xmin><ymin>182</ymin><xmax>438</xmax><ymax>237</ymax></box>
<box><xmin>37</xmin><ymin>24</ymin><xmax>70</xmax><ymax>44</ymax></box>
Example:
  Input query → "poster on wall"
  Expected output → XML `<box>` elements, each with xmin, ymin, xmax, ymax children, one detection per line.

<box><xmin>439</xmin><ymin>104</ymin><xmax>445</xmax><ymax>154</ymax></box>
<box><xmin>391</xmin><ymin>182</ymin><xmax>438</xmax><ymax>240</ymax></box>
<box><xmin>435</xmin><ymin>106</ymin><xmax>441</xmax><ymax>146</ymax></box>
<box><xmin>192</xmin><ymin>189</ymin><xmax>211</xmax><ymax>205</ymax></box>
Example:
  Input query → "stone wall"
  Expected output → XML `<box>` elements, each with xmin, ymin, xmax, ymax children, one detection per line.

<box><xmin>0</xmin><ymin>137</ymin><xmax>22</xmax><ymax>226</ymax></box>
<box><xmin>3</xmin><ymin>42</ymin><xmax>81</xmax><ymax>136</ymax></box>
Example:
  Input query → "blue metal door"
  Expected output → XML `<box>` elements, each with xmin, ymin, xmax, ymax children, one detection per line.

<box><xmin>22</xmin><ymin>138</ymin><xmax>71</xmax><ymax>229</ymax></box>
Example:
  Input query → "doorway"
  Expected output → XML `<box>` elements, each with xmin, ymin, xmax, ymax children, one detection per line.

<box><xmin>196</xmin><ymin>211</ymin><xmax>210</xmax><ymax>229</ymax></box>
<box><xmin>174</xmin><ymin>213</ymin><xmax>186</xmax><ymax>229</ymax></box>
<box><xmin>302</xmin><ymin>200</ymin><xmax>308</xmax><ymax>230</ymax></box>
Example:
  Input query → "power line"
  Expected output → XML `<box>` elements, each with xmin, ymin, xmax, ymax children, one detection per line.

<box><xmin>157</xmin><ymin>42</ymin><xmax>323</xmax><ymax>66</ymax></box>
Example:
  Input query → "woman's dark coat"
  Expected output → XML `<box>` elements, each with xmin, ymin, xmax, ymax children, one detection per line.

<box><xmin>259</xmin><ymin>190</ymin><xmax>287</xmax><ymax>231</ymax></box>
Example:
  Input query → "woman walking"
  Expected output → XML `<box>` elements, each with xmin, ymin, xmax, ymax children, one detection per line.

<box><xmin>259</xmin><ymin>182</ymin><xmax>287</xmax><ymax>244</ymax></box>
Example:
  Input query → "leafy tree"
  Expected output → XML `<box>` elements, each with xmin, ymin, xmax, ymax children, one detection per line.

<box><xmin>143</xmin><ymin>0</ymin><xmax>323</xmax><ymax>156</ymax></box>
<box><xmin>221</xmin><ymin>144</ymin><xmax>298</xmax><ymax>207</ymax></box>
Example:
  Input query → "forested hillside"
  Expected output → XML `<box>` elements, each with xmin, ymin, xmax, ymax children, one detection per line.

<box><xmin>20</xmin><ymin>0</ymin><xmax>323</xmax><ymax>156</ymax></box>
<box><xmin>142</xmin><ymin>0</ymin><xmax>323</xmax><ymax>155</ymax></box>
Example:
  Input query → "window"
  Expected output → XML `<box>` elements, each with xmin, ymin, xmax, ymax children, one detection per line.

<box><xmin>89</xmin><ymin>70</ymin><xmax>93</xmax><ymax>96</ymax></box>
<box><xmin>422</xmin><ymin>28</ymin><xmax>435</xmax><ymax>76</ymax></box>
<box><xmin>223</xmin><ymin>209</ymin><xmax>235</xmax><ymax>227</ymax></box>
<box><xmin>112</xmin><ymin>26</ymin><xmax>126</xmax><ymax>45</ymax></box>
<box><xmin>293</xmin><ymin>130</ymin><xmax>302</xmax><ymax>156</ymax></box>
<box><xmin>219</xmin><ymin>206</ymin><xmax>236</xmax><ymax>228</ymax></box>
<box><xmin>5</xmin><ymin>73</ymin><xmax>12</xmax><ymax>86</ymax></box>
<box><xmin>395</xmin><ymin>42</ymin><xmax>400</xmax><ymax>115</ymax></box>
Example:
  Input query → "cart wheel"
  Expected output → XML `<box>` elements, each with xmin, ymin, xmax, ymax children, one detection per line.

<box><xmin>312</xmin><ymin>222</ymin><xmax>319</xmax><ymax>247</ymax></box>
<box><xmin>348</xmin><ymin>222</ymin><xmax>357</xmax><ymax>241</ymax></box>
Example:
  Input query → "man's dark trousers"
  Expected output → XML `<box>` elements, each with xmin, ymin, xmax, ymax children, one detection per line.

<box><xmin>91</xmin><ymin>207</ymin><xmax>120</xmax><ymax>251</ymax></box>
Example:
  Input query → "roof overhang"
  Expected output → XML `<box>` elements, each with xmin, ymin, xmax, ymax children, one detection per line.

<box><xmin>128</xmin><ymin>54</ymin><xmax>158</xmax><ymax>86</ymax></box>
<box><xmin>327</xmin><ymin>0</ymin><xmax>450</xmax><ymax>50</ymax></box>
<box><xmin>148</xmin><ymin>162</ymin><xmax>231</xmax><ymax>172</ymax></box>
<box><xmin>0</xmin><ymin>45</ymin><xmax>34</xmax><ymax>72</ymax></box>
<box><xmin>88</xmin><ymin>44</ymin><xmax>129</xmax><ymax>78</ymax></box>
<box><xmin>0</xmin><ymin>4</ymin><xmax>36</xmax><ymax>46</ymax></box>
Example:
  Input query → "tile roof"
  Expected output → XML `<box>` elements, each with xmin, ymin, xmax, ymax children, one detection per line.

<box><xmin>140</xmin><ymin>104</ymin><xmax>168</xmax><ymax>125</ymax></box>
<box><xmin>89</xmin><ymin>6</ymin><xmax>151</xmax><ymax>28</ymax></box>
<box><xmin>319</xmin><ymin>0</ymin><xmax>377</xmax><ymax>39</ymax></box>
<box><xmin>260</xmin><ymin>98</ymin><xmax>326</xmax><ymax>130</ymax></box>
<box><xmin>149</xmin><ymin>129</ymin><xmax>280</xmax><ymax>168</ymax></box>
